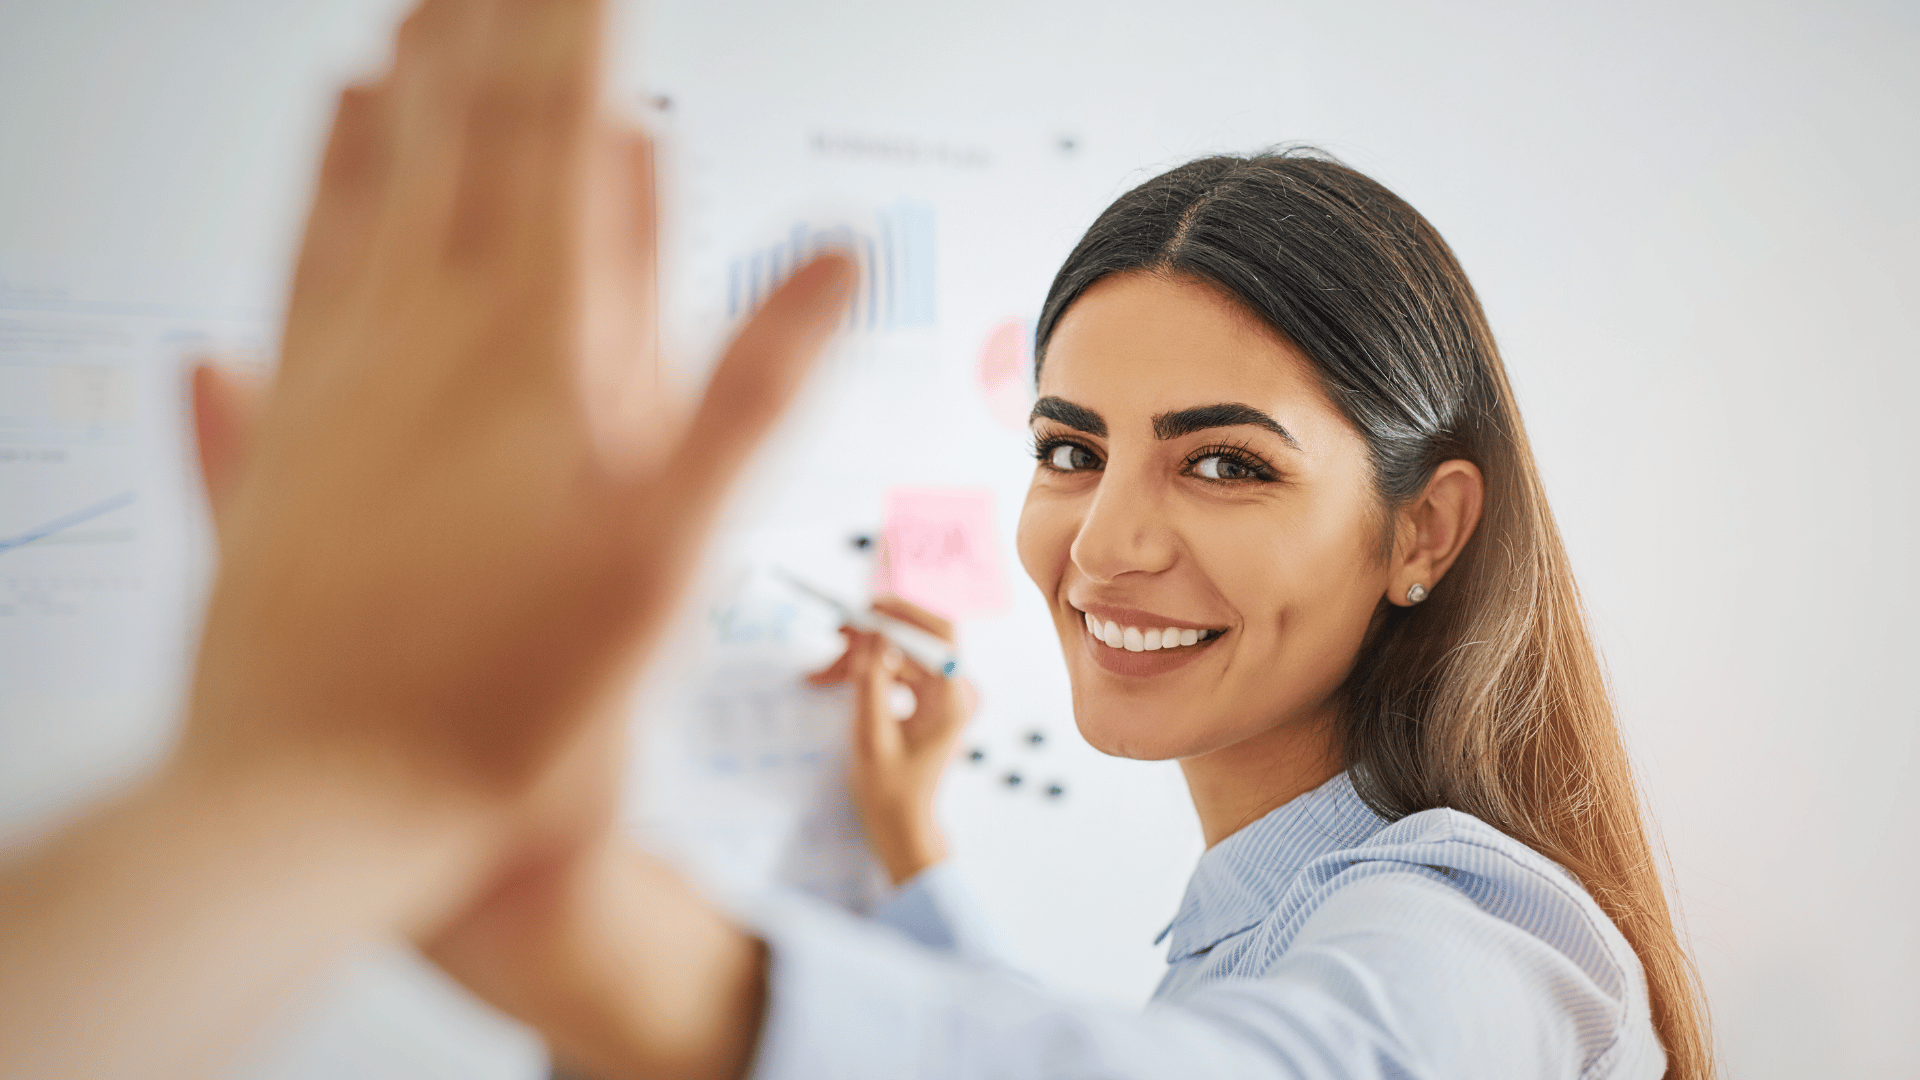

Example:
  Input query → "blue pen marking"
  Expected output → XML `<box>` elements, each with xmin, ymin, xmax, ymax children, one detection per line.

<box><xmin>0</xmin><ymin>490</ymin><xmax>136</xmax><ymax>555</ymax></box>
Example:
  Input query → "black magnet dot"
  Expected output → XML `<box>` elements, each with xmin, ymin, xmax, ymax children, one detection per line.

<box><xmin>1046</xmin><ymin>784</ymin><xmax>1066</xmax><ymax>799</ymax></box>
<box><xmin>967</xmin><ymin>748</ymin><xmax>986</xmax><ymax>763</ymax></box>
<box><xmin>1004</xmin><ymin>773</ymin><xmax>1023</xmax><ymax>787</ymax></box>
<box><xmin>1027</xmin><ymin>731</ymin><xmax>1046</xmax><ymax>745</ymax></box>
<box><xmin>850</xmin><ymin>534</ymin><xmax>873</xmax><ymax>550</ymax></box>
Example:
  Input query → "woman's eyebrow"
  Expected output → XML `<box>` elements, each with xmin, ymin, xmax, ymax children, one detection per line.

<box><xmin>1029</xmin><ymin>396</ymin><xmax>1107</xmax><ymax>437</ymax></box>
<box><xmin>1152</xmin><ymin>403</ymin><xmax>1302</xmax><ymax>450</ymax></box>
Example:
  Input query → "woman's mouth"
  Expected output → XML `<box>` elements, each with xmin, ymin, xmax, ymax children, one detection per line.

<box><xmin>1073</xmin><ymin>606</ymin><xmax>1228</xmax><ymax>678</ymax></box>
<box><xmin>1080</xmin><ymin>610</ymin><xmax>1223</xmax><ymax>652</ymax></box>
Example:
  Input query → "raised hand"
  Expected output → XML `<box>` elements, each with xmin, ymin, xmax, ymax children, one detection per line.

<box><xmin>185</xmin><ymin>0</ymin><xmax>853</xmax><ymax>841</ymax></box>
<box><xmin>0</xmin><ymin>2</ymin><xmax>852</xmax><ymax>1076</ymax></box>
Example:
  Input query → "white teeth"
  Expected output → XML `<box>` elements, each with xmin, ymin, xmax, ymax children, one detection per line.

<box><xmin>1081</xmin><ymin>611</ymin><xmax>1216</xmax><ymax>653</ymax></box>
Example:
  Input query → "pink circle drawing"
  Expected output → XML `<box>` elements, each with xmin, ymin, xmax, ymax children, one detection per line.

<box><xmin>978</xmin><ymin>317</ymin><xmax>1033</xmax><ymax>430</ymax></box>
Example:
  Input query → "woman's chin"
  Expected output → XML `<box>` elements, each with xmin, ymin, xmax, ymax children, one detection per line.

<box><xmin>1070</xmin><ymin>711</ymin><xmax>1197</xmax><ymax>762</ymax></box>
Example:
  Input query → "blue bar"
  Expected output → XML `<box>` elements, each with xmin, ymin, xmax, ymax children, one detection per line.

<box><xmin>863</xmin><ymin>234</ymin><xmax>878</xmax><ymax>331</ymax></box>
<box><xmin>894</xmin><ymin>203</ymin><xmax>936</xmax><ymax>328</ymax></box>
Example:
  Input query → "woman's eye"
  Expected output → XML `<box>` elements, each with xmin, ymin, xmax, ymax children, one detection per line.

<box><xmin>1192</xmin><ymin>454</ymin><xmax>1256</xmax><ymax>480</ymax></box>
<box><xmin>1047</xmin><ymin>443</ymin><xmax>1099</xmax><ymax>471</ymax></box>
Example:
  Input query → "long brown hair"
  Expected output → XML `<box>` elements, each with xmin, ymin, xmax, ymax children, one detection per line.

<box><xmin>1034</xmin><ymin>150</ymin><xmax>1712</xmax><ymax>1079</ymax></box>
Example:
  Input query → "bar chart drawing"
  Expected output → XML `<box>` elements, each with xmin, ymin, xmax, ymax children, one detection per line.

<box><xmin>725</xmin><ymin>203</ymin><xmax>935</xmax><ymax>333</ymax></box>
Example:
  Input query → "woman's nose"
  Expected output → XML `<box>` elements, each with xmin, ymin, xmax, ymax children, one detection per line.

<box><xmin>1068</xmin><ymin>462</ymin><xmax>1177</xmax><ymax>583</ymax></box>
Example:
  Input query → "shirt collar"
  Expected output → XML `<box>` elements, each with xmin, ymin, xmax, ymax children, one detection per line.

<box><xmin>1155</xmin><ymin>771</ymin><xmax>1387</xmax><ymax>962</ymax></box>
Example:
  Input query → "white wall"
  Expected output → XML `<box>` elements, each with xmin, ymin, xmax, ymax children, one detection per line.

<box><xmin>1</xmin><ymin>1</ymin><xmax>1914</xmax><ymax>1077</ymax></box>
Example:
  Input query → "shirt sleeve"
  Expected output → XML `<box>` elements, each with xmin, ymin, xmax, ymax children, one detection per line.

<box><xmin>744</xmin><ymin>867</ymin><xmax>1661</xmax><ymax>1080</ymax></box>
<box><xmin>865</xmin><ymin>862</ymin><xmax>1001</xmax><ymax>964</ymax></box>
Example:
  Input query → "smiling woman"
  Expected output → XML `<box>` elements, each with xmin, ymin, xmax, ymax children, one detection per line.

<box><xmin>465</xmin><ymin>150</ymin><xmax>1713</xmax><ymax>1080</ymax></box>
<box><xmin>714</xmin><ymin>150</ymin><xmax>1711</xmax><ymax>1080</ymax></box>
<box><xmin>1014</xmin><ymin>150</ymin><xmax>1713</xmax><ymax>1078</ymax></box>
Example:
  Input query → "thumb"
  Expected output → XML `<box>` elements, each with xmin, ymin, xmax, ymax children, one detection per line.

<box><xmin>190</xmin><ymin>359</ymin><xmax>269</xmax><ymax>534</ymax></box>
<box><xmin>624</xmin><ymin>253</ymin><xmax>854</xmax><ymax>623</ymax></box>
<box><xmin>646</xmin><ymin>253</ymin><xmax>855</xmax><ymax>526</ymax></box>
<box><xmin>897</xmin><ymin>660</ymin><xmax>976</xmax><ymax>750</ymax></box>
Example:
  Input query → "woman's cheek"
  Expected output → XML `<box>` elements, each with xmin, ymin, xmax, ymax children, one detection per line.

<box><xmin>1200</xmin><ymin>518</ymin><xmax>1325</xmax><ymax>663</ymax></box>
<box><xmin>1190</xmin><ymin>516</ymin><xmax>1290</xmax><ymax>609</ymax></box>
<box><xmin>1263</xmin><ymin>543</ymin><xmax>1387</xmax><ymax>700</ymax></box>
<box><xmin>1015</xmin><ymin>485</ymin><xmax>1075</xmax><ymax>592</ymax></box>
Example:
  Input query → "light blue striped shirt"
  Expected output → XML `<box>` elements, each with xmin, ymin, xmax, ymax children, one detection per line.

<box><xmin>749</xmin><ymin>771</ymin><xmax>1664</xmax><ymax>1079</ymax></box>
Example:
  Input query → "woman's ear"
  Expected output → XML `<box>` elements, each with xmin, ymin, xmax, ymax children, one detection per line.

<box><xmin>1388</xmin><ymin>459</ymin><xmax>1484</xmax><ymax>607</ymax></box>
<box><xmin>189</xmin><ymin>359</ymin><xmax>270</xmax><ymax>536</ymax></box>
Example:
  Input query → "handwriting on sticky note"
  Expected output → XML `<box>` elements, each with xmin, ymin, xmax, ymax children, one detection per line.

<box><xmin>882</xmin><ymin>487</ymin><xmax>1008</xmax><ymax>619</ymax></box>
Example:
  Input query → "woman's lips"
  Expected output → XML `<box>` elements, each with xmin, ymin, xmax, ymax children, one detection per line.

<box><xmin>1073</xmin><ymin>605</ymin><xmax>1226</xmax><ymax>677</ymax></box>
<box><xmin>1075</xmin><ymin>603</ymin><xmax>1219</xmax><ymax>633</ymax></box>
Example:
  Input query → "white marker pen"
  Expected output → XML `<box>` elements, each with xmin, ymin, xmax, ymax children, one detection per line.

<box><xmin>772</xmin><ymin>566</ymin><xmax>960</xmax><ymax>678</ymax></box>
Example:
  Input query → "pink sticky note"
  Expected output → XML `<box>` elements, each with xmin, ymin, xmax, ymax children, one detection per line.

<box><xmin>880</xmin><ymin>487</ymin><xmax>1009</xmax><ymax>619</ymax></box>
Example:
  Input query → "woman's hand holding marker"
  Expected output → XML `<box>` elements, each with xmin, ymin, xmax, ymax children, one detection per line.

<box><xmin>810</xmin><ymin>597</ymin><xmax>978</xmax><ymax>885</ymax></box>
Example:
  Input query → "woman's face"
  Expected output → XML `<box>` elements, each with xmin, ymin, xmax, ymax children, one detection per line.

<box><xmin>1017</xmin><ymin>272</ymin><xmax>1390</xmax><ymax>762</ymax></box>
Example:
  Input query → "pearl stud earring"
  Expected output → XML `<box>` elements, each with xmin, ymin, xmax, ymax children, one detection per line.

<box><xmin>1406</xmin><ymin>583</ymin><xmax>1429</xmax><ymax>604</ymax></box>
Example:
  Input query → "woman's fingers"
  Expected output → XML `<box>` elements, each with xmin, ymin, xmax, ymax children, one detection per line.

<box><xmin>839</xmin><ymin>622</ymin><xmax>958</xmax><ymax>887</ymax></box>
<box><xmin>847</xmin><ymin>631</ymin><xmax>902</xmax><ymax>763</ymax></box>
<box><xmin>279</xmin><ymin>83</ymin><xmax>389</xmax><ymax>383</ymax></box>
<box><xmin>577</xmin><ymin>126</ymin><xmax>663</xmax><ymax>460</ymax></box>
<box><xmin>673</xmin><ymin>253</ymin><xmax>855</xmax><ymax>484</ymax></box>
<box><xmin>289</xmin><ymin>83</ymin><xmax>388</xmax><ymax>303</ymax></box>
<box><xmin>447</xmin><ymin>0</ymin><xmax>603</xmax><ymax>267</ymax></box>
<box><xmin>810</xmin><ymin>597</ymin><xmax>957</xmax><ymax>691</ymax></box>
<box><xmin>377</xmin><ymin>0</ymin><xmax>606</xmax><ymax>284</ymax></box>
<box><xmin>870</xmin><ymin>595</ymin><xmax>956</xmax><ymax>643</ymax></box>
<box><xmin>380</xmin><ymin>0</ymin><xmax>491</xmax><ymax>261</ymax></box>
<box><xmin>475</xmin><ymin>0</ymin><xmax>602</xmax><ymax>146</ymax></box>
<box><xmin>887</xmin><ymin>647</ymin><xmax>943</xmax><ymax>694</ymax></box>
<box><xmin>843</xmin><ymin>626</ymin><xmax>974</xmax><ymax>757</ymax></box>
<box><xmin>866</xmin><ymin>598</ymin><xmax>971</xmax><ymax>747</ymax></box>
<box><xmin>894</xmin><ymin>662</ymin><xmax>976</xmax><ymax>747</ymax></box>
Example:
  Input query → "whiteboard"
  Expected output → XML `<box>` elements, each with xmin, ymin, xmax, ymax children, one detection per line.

<box><xmin>3</xmin><ymin>2</ymin><xmax>1917</xmax><ymax>1079</ymax></box>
